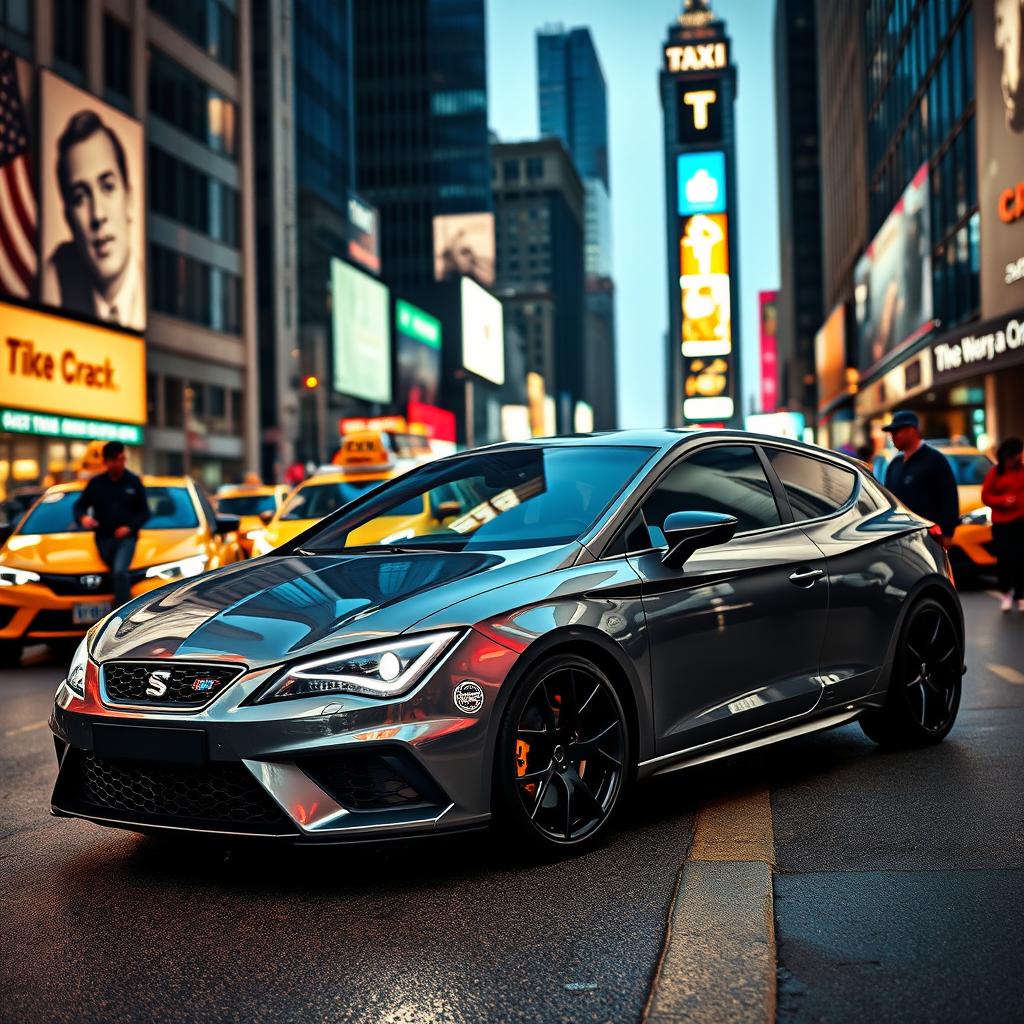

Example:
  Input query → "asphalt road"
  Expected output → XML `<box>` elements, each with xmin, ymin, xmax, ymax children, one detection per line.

<box><xmin>0</xmin><ymin>590</ymin><xmax>1021</xmax><ymax>1023</ymax></box>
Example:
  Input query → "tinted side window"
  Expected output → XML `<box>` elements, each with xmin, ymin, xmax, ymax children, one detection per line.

<box><xmin>766</xmin><ymin>449</ymin><xmax>857</xmax><ymax>521</ymax></box>
<box><xmin>642</xmin><ymin>446</ymin><xmax>781</xmax><ymax>543</ymax></box>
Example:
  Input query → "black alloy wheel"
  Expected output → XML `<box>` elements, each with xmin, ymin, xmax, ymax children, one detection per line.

<box><xmin>860</xmin><ymin>597</ymin><xmax>962</xmax><ymax>747</ymax></box>
<box><xmin>496</xmin><ymin>654</ymin><xmax>629</xmax><ymax>851</ymax></box>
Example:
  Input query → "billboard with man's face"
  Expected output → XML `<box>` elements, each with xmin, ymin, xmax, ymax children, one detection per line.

<box><xmin>976</xmin><ymin>0</ymin><xmax>1024</xmax><ymax>317</ymax></box>
<box><xmin>434</xmin><ymin>213</ymin><xmax>496</xmax><ymax>287</ymax></box>
<box><xmin>853</xmin><ymin>163</ymin><xmax>932</xmax><ymax>373</ymax></box>
<box><xmin>39</xmin><ymin>71</ymin><xmax>146</xmax><ymax>332</ymax></box>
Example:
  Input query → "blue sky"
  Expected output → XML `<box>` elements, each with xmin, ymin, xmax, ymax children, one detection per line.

<box><xmin>486</xmin><ymin>0</ymin><xmax>779</xmax><ymax>427</ymax></box>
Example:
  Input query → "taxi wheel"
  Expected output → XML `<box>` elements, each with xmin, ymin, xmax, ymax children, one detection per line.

<box><xmin>0</xmin><ymin>639</ymin><xmax>24</xmax><ymax>668</ymax></box>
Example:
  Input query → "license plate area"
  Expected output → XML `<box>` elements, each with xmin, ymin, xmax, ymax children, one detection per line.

<box><xmin>73</xmin><ymin>602</ymin><xmax>112</xmax><ymax>625</ymax></box>
<box><xmin>92</xmin><ymin>724</ymin><xmax>207</xmax><ymax>765</ymax></box>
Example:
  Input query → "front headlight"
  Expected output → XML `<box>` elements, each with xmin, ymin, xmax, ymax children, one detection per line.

<box><xmin>144</xmin><ymin>554</ymin><xmax>209</xmax><ymax>581</ymax></box>
<box><xmin>64</xmin><ymin>636</ymin><xmax>88</xmax><ymax>697</ymax></box>
<box><xmin>0</xmin><ymin>566</ymin><xmax>40</xmax><ymax>587</ymax></box>
<box><xmin>258</xmin><ymin>630</ymin><xmax>462</xmax><ymax>702</ymax></box>
<box><xmin>959</xmin><ymin>506</ymin><xmax>992</xmax><ymax>526</ymax></box>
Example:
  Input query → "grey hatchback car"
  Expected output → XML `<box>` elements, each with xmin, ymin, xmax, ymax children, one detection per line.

<box><xmin>50</xmin><ymin>430</ymin><xmax>964</xmax><ymax>854</ymax></box>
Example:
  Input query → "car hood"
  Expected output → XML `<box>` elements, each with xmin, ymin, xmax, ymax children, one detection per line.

<box><xmin>1</xmin><ymin>529</ymin><xmax>207</xmax><ymax>575</ymax></box>
<box><xmin>91</xmin><ymin>545</ymin><xmax>578</xmax><ymax>664</ymax></box>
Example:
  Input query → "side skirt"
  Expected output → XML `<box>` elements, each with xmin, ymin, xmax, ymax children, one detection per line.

<box><xmin>638</xmin><ymin>707</ymin><xmax>864</xmax><ymax>780</ymax></box>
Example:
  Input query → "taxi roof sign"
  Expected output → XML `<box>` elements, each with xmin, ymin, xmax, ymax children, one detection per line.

<box><xmin>333</xmin><ymin>430</ymin><xmax>394</xmax><ymax>470</ymax></box>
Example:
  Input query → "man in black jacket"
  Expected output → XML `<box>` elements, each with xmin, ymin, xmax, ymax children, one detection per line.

<box><xmin>883</xmin><ymin>410</ymin><xmax>960</xmax><ymax>547</ymax></box>
<box><xmin>73</xmin><ymin>442</ymin><xmax>149</xmax><ymax>607</ymax></box>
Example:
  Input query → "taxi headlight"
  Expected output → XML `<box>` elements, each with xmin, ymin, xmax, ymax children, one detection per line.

<box><xmin>0</xmin><ymin>566</ymin><xmax>40</xmax><ymax>587</ymax></box>
<box><xmin>64</xmin><ymin>636</ymin><xmax>88</xmax><ymax>697</ymax></box>
<box><xmin>258</xmin><ymin>631</ymin><xmax>461</xmax><ymax>702</ymax></box>
<box><xmin>959</xmin><ymin>506</ymin><xmax>991</xmax><ymax>527</ymax></box>
<box><xmin>144</xmin><ymin>554</ymin><xmax>209</xmax><ymax>581</ymax></box>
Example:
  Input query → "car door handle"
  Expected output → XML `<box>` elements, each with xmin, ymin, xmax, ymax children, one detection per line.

<box><xmin>789</xmin><ymin>567</ymin><xmax>825</xmax><ymax>586</ymax></box>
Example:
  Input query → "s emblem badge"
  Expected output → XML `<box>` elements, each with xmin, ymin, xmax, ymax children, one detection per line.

<box><xmin>145</xmin><ymin>669</ymin><xmax>171</xmax><ymax>698</ymax></box>
<box><xmin>453</xmin><ymin>680</ymin><xmax>484</xmax><ymax>715</ymax></box>
<box><xmin>80</xmin><ymin>574</ymin><xmax>103</xmax><ymax>590</ymax></box>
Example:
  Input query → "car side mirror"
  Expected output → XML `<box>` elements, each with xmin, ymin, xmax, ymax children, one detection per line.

<box><xmin>259</xmin><ymin>508</ymin><xmax>275</xmax><ymax>524</ymax></box>
<box><xmin>214</xmin><ymin>513</ymin><xmax>241</xmax><ymax>536</ymax></box>
<box><xmin>661</xmin><ymin>511</ymin><xmax>738</xmax><ymax>570</ymax></box>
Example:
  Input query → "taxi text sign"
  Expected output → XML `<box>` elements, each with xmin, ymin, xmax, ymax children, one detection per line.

<box><xmin>0</xmin><ymin>302</ymin><xmax>146</xmax><ymax>424</ymax></box>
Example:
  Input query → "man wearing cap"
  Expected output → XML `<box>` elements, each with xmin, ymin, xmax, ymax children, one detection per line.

<box><xmin>883</xmin><ymin>410</ymin><xmax>960</xmax><ymax>546</ymax></box>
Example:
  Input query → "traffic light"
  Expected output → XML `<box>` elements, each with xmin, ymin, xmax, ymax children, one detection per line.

<box><xmin>302</xmin><ymin>375</ymin><xmax>319</xmax><ymax>390</ymax></box>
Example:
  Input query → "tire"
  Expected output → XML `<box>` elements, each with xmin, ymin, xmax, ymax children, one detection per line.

<box><xmin>493</xmin><ymin>653</ymin><xmax>632</xmax><ymax>856</ymax></box>
<box><xmin>860</xmin><ymin>597</ymin><xmax>962</xmax><ymax>747</ymax></box>
<box><xmin>0</xmin><ymin>639</ymin><xmax>24</xmax><ymax>668</ymax></box>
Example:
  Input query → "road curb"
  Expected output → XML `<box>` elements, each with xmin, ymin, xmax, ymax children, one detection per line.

<box><xmin>643</xmin><ymin>788</ymin><xmax>777</xmax><ymax>1024</ymax></box>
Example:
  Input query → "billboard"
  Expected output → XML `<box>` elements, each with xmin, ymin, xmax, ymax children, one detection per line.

<box><xmin>975</xmin><ymin>0</ymin><xmax>1024</xmax><ymax>317</ymax></box>
<box><xmin>677</xmin><ymin>151</ymin><xmax>727</xmax><ymax>215</ymax></box>
<box><xmin>330</xmin><ymin>258</ymin><xmax>391</xmax><ymax>404</ymax></box>
<box><xmin>676</xmin><ymin>80</ymin><xmax>722</xmax><ymax>144</ymax></box>
<box><xmin>815</xmin><ymin>303</ymin><xmax>849</xmax><ymax>414</ymax></box>
<box><xmin>853</xmin><ymin>162</ymin><xmax>932</xmax><ymax>373</ymax></box>
<box><xmin>39</xmin><ymin>70</ymin><xmax>146</xmax><ymax>332</ymax></box>
<box><xmin>460</xmin><ymin>277</ymin><xmax>504</xmax><ymax>385</ymax></box>
<box><xmin>395</xmin><ymin>298</ymin><xmax>441</xmax><ymax>407</ymax></box>
<box><xmin>758</xmin><ymin>290</ymin><xmax>778</xmax><ymax>413</ymax></box>
<box><xmin>346</xmin><ymin>191</ymin><xmax>380</xmax><ymax>276</ymax></box>
<box><xmin>0</xmin><ymin>301</ymin><xmax>146</xmax><ymax>437</ymax></box>
<box><xmin>434</xmin><ymin>213</ymin><xmax>495</xmax><ymax>287</ymax></box>
<box><xmin>680</xmin><ymin>212</ymin><xmax>732</xmax><ymax>357</ymax></box>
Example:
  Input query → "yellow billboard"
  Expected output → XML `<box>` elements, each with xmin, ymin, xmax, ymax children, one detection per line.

<box><xmin>0</xmin><ymin>301</ymin><xmax>146</xmax><ymax>424</ymax></box>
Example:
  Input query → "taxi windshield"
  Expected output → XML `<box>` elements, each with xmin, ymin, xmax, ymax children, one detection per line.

<box><xmin>279</xmin><ymin>479</ymin><xmax>417</xmax><ymax>521</ymax></box>
<box><xmin>300</xmin><ymin>445</ymin><xmax>654</xmax><ymax>553</ymax></box>
<box><xmin>943</xmin><ymin>453</ymin><xmax>993</xmax><ymax>486</ymax></box>
<box><xmin>19</xmin><ymin>487</ymin><xmax>200</xmax><ymax>534</ymax></box>
<box><xmin>218</xmin><ymin>494</ymin><xmax>278</xmax><ymax>516</ymax></box>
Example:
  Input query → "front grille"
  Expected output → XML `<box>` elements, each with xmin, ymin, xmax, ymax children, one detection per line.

<box><xmin>29</xmin><ymin>609</ymin><xmax>78</xmax><ymax>632</ymax></box>
<box><xmin>60</xmin><ymin>751</ymin><xmax>294</xmax><ymax>834</ymax></box>
<box><xmin>103</xmin><ymin>661</ymin><xmax>243</xmax><ymax>708</ymax></box>
<box><xmin>38</xmin><ymin>572</ymin><xmax>112</xmax><ymax>597</ymax></box>
<box><xmin>304</xmin><ymin>752</ymin><xmax>444</xmax><ymax>812</ymax></box>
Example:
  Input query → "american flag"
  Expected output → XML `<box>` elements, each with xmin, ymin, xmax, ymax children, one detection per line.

<box><xmin>0</xmin><ymin>48</ymin><xmax>37</xmax><ymax>299</ymax></box>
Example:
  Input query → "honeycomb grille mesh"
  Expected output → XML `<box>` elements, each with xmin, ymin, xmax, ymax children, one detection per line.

<box><xmin>66</xmin><ymin>752</ymin><xmax>293</xmax><ymax>831</ymax></box>
<box><xmin>103</xmin><ymin>662</ymin><xmax>242</xmax><ymax>707</ymax></box>
<box><xmin>306</xmin><ymin>755</ymin><xmax>427</xmax><ymax>811</ymax></box>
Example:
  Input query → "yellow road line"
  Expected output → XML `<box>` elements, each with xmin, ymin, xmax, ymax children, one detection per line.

<box><xmin>644</xmin><ymin>787</ymin><xmax>776</xmax><ymax>1024</ymax></box>
<box><xmin>690</xmin><ymin>787</ymin><xmax>775</xmax><ymax>864</ymax></box>
<box><xmin>987</xmin><ymin>663</ymin><xmax>1024</xmax><ymax>685</ymax></box>
<box><xmin>3</xmin><ymin>720</ymin><xmax>48</xmax><ymax>738</ymax></box>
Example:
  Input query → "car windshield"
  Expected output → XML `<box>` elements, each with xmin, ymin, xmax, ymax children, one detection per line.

<box><xmin>279</xmin><ymin>479</ymin><xmax>419</xmax><ymax>521</ymax></box>
<box><xmin>943</xmin><ymin>453</ymin><xmax>992</xmax><ymax>486</ymax></box>
<box><xmin>300</xmin><ymin>445</ymin><xmax>654</xmax><ymax>552</ymax></box>
<box><xmin>19</xmin><ymin>487</ymin><xmax>199</xmax><ymax>534</ymax></box>
<box><xmin>218</xmin><ymin>494</ymin><xmax>278</xmax><ymax>516</ymax></box>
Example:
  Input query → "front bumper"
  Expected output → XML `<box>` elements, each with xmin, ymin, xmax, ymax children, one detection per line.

<box><xmin>0</xmin><ymin>577</ymin><xmax>169</xmax><ymax>642</ymax></box>
<box><xmin>49</xmin><ymin>629</ymin><xmax>520</xmax><ymax>842</ymax></box>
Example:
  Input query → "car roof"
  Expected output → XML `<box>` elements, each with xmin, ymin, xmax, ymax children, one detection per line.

<box><xmin>218</xmin><ymin>484</ymin><xmax>285</xmax><ymax>496</ymax></box>
<box><xmin>41</xmin><ymin>475</ymin><xmax>195</xmax><ymax>494</ymax></box>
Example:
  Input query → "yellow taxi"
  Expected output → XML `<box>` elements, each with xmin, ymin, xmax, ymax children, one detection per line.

<box><xmin>872</xmin><ymin>442</ymin><xmax>996</xmax><ymax>578</ymax></box>
<box><xmin>215</xmin><ymin>484</ymin><xmax>290</xmax><ymax>557</ymax></box>
<box><xmin>249</xmin><ymin>431</ymin><xmax>427</xmax><ymax>556</ymax></box>
<box><xmin>0</xmin><ymin>476</ymin><xmax>244</xmax><ymax>662</ymax></box>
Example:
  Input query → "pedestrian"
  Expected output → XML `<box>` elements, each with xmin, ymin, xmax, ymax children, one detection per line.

<box><xmin>73</xmin><ymin>442</ymin><xmax>149</xmax><ymax>608</ymax></box>
<box><xmin>981</xmin><ymin>436</ymin><xmax>1024</xmax><ymax>613</ymax></box>
<box><xmin>882</xmin><ymin>410</ymin><xmax>959</xmax><ymax>547</ymax></box>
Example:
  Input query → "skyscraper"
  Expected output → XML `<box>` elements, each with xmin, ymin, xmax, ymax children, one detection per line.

<box><xmin>773</xmin><ymin>0</ymin><xmax>823</xmax><ymax>423</ymax></box>
<box><xmin>353</xmin><ymin>0</ymin><xmax>492</xmax><ymax>290</ymax></box>
<box><xmin>537</xmin><ymin>25</ymin><xmax>616</xmax><ymax>427</ymax></box>
<box><xmin>660</xmin><ymin>0</ymin><xmax>742</xmax><ymax>428</ymax></box>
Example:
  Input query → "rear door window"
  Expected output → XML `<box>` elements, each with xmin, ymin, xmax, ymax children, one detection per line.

<box><xmin>765</xmin><ymin>448</ymin><xmax>857</xmax><ymax>521</ymax></box>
